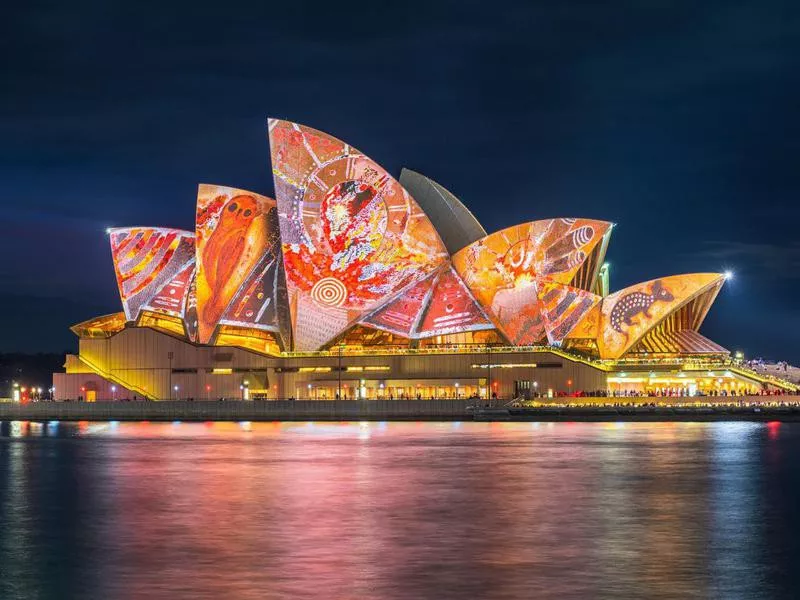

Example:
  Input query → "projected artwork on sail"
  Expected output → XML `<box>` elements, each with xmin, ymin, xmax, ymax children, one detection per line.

<box><xmin>597</xmin><ymin>273</ymin><xmax>724</xmax><ymax>359</ymax></box>
<box><xmin>269</xmin><ymin>119</ymin><xmax>447</xmax><ymax>350</ymax></box>
<box><xmin>194</xmin><ymin>184</ymin><xmax>289</xmax><ymax>345</ymax></box>
<box><xmin>453</xmin><ymin>219</ymin><xmax>611</xmax><ymax>345</ymax></box>
<box><xmin>109</xmin><ymin>227</ymin><xmax>195</xmax><ymax>322</ymax></box>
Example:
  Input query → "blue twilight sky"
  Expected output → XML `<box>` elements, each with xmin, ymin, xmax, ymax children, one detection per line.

<box><xmin>1</xmin><ymin>0</ymin><xmax>799</xmax><ymax>360</ymax></box>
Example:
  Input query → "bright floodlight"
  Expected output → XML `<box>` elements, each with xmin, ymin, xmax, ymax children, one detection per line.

<box><xmin>724</xmin><ymin>270</ymin><xmax>734</xmax><ymax>280</ymax></box>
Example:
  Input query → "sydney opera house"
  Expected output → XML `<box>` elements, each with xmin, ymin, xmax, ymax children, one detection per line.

<box><xmin>53</xmin><ymin>120</ymin><xmax>795</xmax><ymax>401</ymax></box>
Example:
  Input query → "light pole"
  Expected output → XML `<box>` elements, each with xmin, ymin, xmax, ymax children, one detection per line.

<box><xmin>337</xmin><ymin>343</ymin><xmax>343</xmax><ymax>401</ymax></box>
<box><xmin>486</xmin><ymin>345</ymin><xmax>492</xmax><ymax>399</ymax></box>
<box><xmin>167</xmin><ymin>351</ymin><xmax>174</xmax><ymax>401</ymax></box>
<box><xmin>454</xmin><ymin>382</ymin><xmax>459</xmax><ymax>399</ymax></box>
<box><xmin>173</xmin><ymin>384</ymin><xmax>179</xmax><ymax>400</ymax></box>
<box><xmin>533</xmin><ymin>381</ymin><xmax>538</xmax><ymax>398</ymax></box>
<box><xmin>307</xmin><ymin>383</ymin><xmax>312</xmax><ymax>400</ymax></box>
<box><xmin>111</xmin><ymin>385</ymin><xmax>117</xmax><ymax>401</ymax></box>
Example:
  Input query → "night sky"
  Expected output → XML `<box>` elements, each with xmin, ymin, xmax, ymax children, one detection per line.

<box><xmin>3</xmin><ymin>1</ymin><xmax>799</xmax><ymax>361</ymax></box>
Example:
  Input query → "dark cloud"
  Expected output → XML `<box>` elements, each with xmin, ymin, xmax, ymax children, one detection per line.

<box><xmin>2</xmin><ymin>0</ymin><xmax>799</xmax><ymax>361</ymax></box>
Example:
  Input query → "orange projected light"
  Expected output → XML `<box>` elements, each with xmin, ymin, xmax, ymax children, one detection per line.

<box><xmin>597</xmin><ymin>273</ymin><xmax>725</xmax><ymax>359</ymax></box>
<box><xmin>195</xmin><ymin>184</ymin><xmax>289</xmax><ymax>346</ymax></box>
<box><xmin>269</xmin><ymin>119</ymin><xmax>447</xmax><ymax>350</ymax></box>
<box><xmin>93</xmin><ymin>122</ymin><xmax>736</xmax><ymax>363</ymax></box>
<box><xmin>453</xmin><ymin>219</ymin><xmax>611</xmax><ymax>345</ymax></box>
<box><xmin>537</xmin><ymin>281</ymin><xmax>601</xmax><ymax>345</ymax></box>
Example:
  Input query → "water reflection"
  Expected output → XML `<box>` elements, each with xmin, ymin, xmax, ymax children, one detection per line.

<box><xmin>1</xmin><ymin>421</ymin><xmax>799</xmax><ymax>599</ymax></box>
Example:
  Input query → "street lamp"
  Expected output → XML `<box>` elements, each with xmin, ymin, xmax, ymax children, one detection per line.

<box><xmin>173</xmin><ymin>384</ymin><xmax>179</xmax><ymax>400</ymax></box>
<box><xmin>167</xmin><ymin>351</ymin><xmax>174</xmax><ymax>401</ymax></box>
<box><xmin>337</xmin><ymin>343</ymin><xmax>343</xmax><ymax>401</ymax></box>
<box><xmin>486</xmin><ymin>344</ymin><xmax>492</xmax><ymax>399</ymax></box>
<box><xmin>533</xmin><ymin>381</ymin><xmax>539</xmax><ymax>398</ymax></box>
<box><xmin>307</xmin><ymin>383</ymin><xmax>312</xmax><ymax>400</ymax></box>
<box><xmin>454</xmin><ymin>382</ymin><xmax>459</xmax><ymax>398</ymax></box>
<box><xmin>111</xmin><ymin>385</ymin><xmax>117</xmax><ymax>401</ymax></box>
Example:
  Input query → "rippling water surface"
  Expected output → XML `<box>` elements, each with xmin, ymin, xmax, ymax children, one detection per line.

<box><xmin>1</xmin><ymin>420</ymin><xmax>799</xmax><ymax>599</ymax></box>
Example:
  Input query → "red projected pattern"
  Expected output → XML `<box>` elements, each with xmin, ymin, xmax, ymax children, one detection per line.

<box><xmin>453</xmin><ymin>219</ymin><xmax>611</xmax><ymax>345</ymax></box>
<box><xmin>269</xmin><ymin>119</ymin><xmax>448</xmax><ymax>350</ymax></box>
<box><xmin>417</xmin><ymin>266</ymin><xmax>493</xmax><ymax>338</ymax></box>
<box><xmin>109</xmin><ymin>227</ymin><xmax>196</xmax><ymax>322</ymax></box>
<box><xmin>361</xmin><ymin>274</ymin><xmax>435</xmax><ymax>337</ymax></box>
<box><xmin>142</xmin><ymin>261</ymin><xmax>195</xmax><ymax>319</ymax></box>
<box><xmin>361</xmin><ymin>265</ymin><xmax>493</xmax><ymax>339</ymax></box>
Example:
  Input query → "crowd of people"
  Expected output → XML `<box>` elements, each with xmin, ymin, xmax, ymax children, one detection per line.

<box><xmin>744</xmin><ymin>359</ymin><xmax>800</xmax><ymax>384</ymax></box>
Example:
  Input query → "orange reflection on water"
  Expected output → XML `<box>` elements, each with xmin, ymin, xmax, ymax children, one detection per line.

<box><xmin>0</xmin><ymin>420</ymin><xmax>789</xmax><ymax>599</ymax></box>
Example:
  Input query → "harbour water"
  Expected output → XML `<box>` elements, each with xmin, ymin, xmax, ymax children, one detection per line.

<box><xmin>1</xmin><ymin>420</ymin><xmax>798</xmax><ymax>599</ymax></box>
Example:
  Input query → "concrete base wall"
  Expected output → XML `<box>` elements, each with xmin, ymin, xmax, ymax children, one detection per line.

<box><xmin>3</xmin><ymin>397</ymin><xmax>800</xmax><ymax>422</ymax></box>
<box><xmin>0</xmin><ymin>399</ymin><xmax>474</xmax><ymax>421</ymax></box>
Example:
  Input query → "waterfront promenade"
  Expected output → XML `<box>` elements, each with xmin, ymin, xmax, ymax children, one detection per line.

<box><xmin>3</xmin><ymin>397</ymin><xmax>800</xmax><ymax>422</ymax></box>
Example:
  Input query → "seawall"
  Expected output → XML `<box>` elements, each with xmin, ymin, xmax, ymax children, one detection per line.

<box><xmin>0</xmin><ymin>399</ymin><xmax>472</xmax><ymax>422</ymax></box>
<box><xmin>2</xmin><ymin>397</ymin><xmax>800</xmax><ymax>422</ymax></box>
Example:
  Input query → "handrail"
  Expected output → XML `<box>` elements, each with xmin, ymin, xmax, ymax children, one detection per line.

<box><xmin>77</xmin><ymin>354</ymin><xmax>157</xmax><ymax>401</ymax></box>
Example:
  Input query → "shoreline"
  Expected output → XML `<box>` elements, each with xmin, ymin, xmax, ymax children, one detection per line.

<box><xmin>2</xmin><ymin>398</ymin><xmax>800</xmax><ymax>423</ymax></box>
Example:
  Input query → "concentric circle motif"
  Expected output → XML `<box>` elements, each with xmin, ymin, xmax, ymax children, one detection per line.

<box><xmin>311</xmin><ymin>277</ymin><xmax>347</xmax><ymax>307</ymax></box>
<box><xmin>572</xmin><ymin>225</ymin><xmax>594</xmax><ymax>247</ymax></box>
